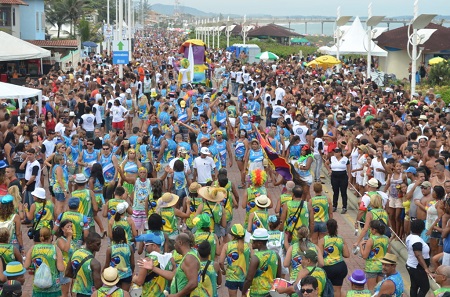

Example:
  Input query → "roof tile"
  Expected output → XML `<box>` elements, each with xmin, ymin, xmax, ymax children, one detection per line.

<box><xmin>27</xmin><ymin>40</ymin><xmax>78</xmax><ymax>48</ymax></box>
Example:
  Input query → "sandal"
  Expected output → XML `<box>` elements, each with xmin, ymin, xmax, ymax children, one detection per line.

<box><xmin>101</xmin><ymin>231</ymin><xmax>107</xmax><ymax>239</ymax></box>
<box><xmin>238</xmin><ymin>184</ymin><xmax>244</xmax><ymax>189</ymax></box>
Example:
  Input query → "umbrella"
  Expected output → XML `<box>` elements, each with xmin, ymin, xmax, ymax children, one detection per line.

<box><xmin>306</xmin><ymin>60</ymin><xmax>320</xmax><ymax>68</ymax></box>
<box><xmin>82</xmin><ymin>41</ymin><xmax>98</xmax><ymax>48</ymax></box>
<box><xmin>429</xmin><ymin>57</ymin><xmax>446</xmax><ymax>65</ymax></box>
<box><xmin>314</xmin><ymin>55</ymin><xmax>341</xmax><ymax>65</ymax></box>
<box><xmin>256</xmin><ymin>51</ymin><xmax>279</xmax><ymax>61</ymax></box>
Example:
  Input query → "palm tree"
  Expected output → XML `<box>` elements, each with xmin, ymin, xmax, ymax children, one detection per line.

<box><xmin>61</xmin><ymin>0</ymin><xmax>87</xmax><ymax>35</ymax></box>
<box><xmin>45</xmin><ymin>0</ymin><xmax>69</xmax><ymax>38</ymax></box>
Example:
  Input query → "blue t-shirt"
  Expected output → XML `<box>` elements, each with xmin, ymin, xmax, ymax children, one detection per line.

<box><xmin>173</xmin><ymin>171</ymin><xmax>186</xmax><ymax>191</ymax></box>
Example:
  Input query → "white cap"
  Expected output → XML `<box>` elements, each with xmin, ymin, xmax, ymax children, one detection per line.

<box><xmin>116</xmin><ymin>202</ymin><xmax>129</xmax><ymax>214</ymax></box>
<box><xmin>200</xmin><ymin>147</ymin><xmax>211</xmax><ymax>155</ymax></box>
<box><xmin>126</xmin><ymin>88</ymin><xmax>132</xmax><ymax>94</ymax></box>
<box><xmin>69</xmin><ymin>111</ymin><xmax>76</xmax><ymax>117</ymax></box>
<box><xmin>242</xmin><ymin>113</ymin><xmax>249</xmax><ymax>117</ymax></box>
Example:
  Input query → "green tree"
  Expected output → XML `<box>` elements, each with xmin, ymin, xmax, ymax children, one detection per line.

<box><xmin>62</xmin><ymin>0</ymin><xmax>87</xmax><ymax>35</ymax></box>
<box><xmin>45</xmin><ymin>0</ymin><xmax>69</xmax><ymax>38</ymax></box>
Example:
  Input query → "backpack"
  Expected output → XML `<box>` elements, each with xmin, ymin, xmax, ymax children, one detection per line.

<box><xmin>34</xmin><ymin>262</ymin><xmax>52</xmax><ymax>289</ymax></box>
<box><xmin>0</xmin><ymin>215</ymin><xmax>15</xmax><ymax>242</ymax></box>
<box><xmin>323</xmin><ymin>278</ymin><xmax>335</xmax><ymax>297</ymax></box>
<box><xmin>371</xmin><ymin>210</ymin><xmax>392</xmax><ymax>238</ymax></box>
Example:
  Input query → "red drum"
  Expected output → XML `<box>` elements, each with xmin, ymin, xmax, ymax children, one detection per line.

<box><xmin>270</xmin><ymin>278</ymin><xmax>292</xmax><ymax>297</ymax></box>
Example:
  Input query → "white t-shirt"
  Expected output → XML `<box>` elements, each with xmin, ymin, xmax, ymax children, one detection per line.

<box><xmin>169</xmin><ymin>158</ymin><xmax>191</xmax><ymax>174</ymax></box>
<box><xmin>292</xmin><ymin>124</ymin><xmax>309</xmax><ymax>145</ymax></box>
<box><xmin>193</xmin><ymin>156</ymin><xmax>216</xmax><ymax>184</ymax></box>
<box><xmin>275</xmin><ymin>87</ymin><xmax>286</xmax><ymax>102</ymax></box>
<box><xmin>407</xmin><ymin>183</ymin><xmax>424</xmax><ymax>218</ymax></box>
<box><xmin>42</xmin><ymin>139</ymin><xmax>57</xmax><ymax>159</ymax></box>
<box><xmin>330</xmin><ymin>156</ymin><xmax>349</xmax><ymax>171</ymax></box>
<box><xmin>371</xmin><ymin>157</ymin><xmax>386</xmax><ymax>185</ymax></box>
<box><xmin>235</xmin><ymin>71</ymin><xmax>243</xmax><ymax>83</ymax></box>
<box><xmin>406</xmin><ymin>234</ymin><xmax>430</xmax><ymax>268</ymax></box>
<box><xmin>81</xmin><ymin>114</ymin><xmax>96</xmax><ymax>132</ymax></box>
<box><xmin>272</xmin><ymin>105</ymin><xmax>286</xmax><ymax>119</ymax></box>
<box><xmin>313</xmin><ymin>137</ymin><xmax>324</xmax><ymax>155</ymax></box>
<box><xmin>111</xmin><ymin>105</ymin><xmax>128</xmax><ymax>123</ymax></box>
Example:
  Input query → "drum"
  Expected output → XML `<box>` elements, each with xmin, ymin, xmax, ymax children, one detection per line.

<box><xmin>270</xmin><ymin>278</ymin><xmax>292</xmax><ymax>297</ymax></box>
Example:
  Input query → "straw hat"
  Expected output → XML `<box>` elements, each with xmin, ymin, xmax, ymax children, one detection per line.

<box><xmin>198</xmin><ymin>186</ymin><xmax>227</xmax><ymax>202</ymax></box>
<box><xmin>379</xmin><ymin>253</ymin><xmax>398</xmax><ymax>265</ymax></box>
<box><xmin>157</xmin><ymin>193</ymin><xmax>180</xmax><ymax>208</ymax></box>
<box><xmin>255</xmin><ymin>195</ymin><xmax>271</xmax><ymax>208</ymax></box>
<box><xmin>101</xmin><ymin>267</ymin><xmax>120</xmax><ymax>286</ymax></box>
<box><xmin>189</xmin><ymin>182</ymin><xmax>201</xmax><ymax>193</ymax></box>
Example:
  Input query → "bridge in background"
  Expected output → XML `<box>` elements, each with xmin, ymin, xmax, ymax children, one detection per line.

<box><xmin>188</xmin><ymin>16</ymin><xmax>450</xmax><ymax>35</ymax></box>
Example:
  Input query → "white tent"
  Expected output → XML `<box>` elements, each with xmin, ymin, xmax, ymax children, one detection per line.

<box><xmin>325</xmin><ymin>17</ymin><xmax>388</xmax><ymax>57</ymax></box>
<box><xmin>0</xmin><ymin>82</ymin><xmax>42</xmax><ymax>114</ymax></box>
<box><xmin>0</xmin><ymin>31</ymin><xmax>51</xmax><ymax>62</ymax></box>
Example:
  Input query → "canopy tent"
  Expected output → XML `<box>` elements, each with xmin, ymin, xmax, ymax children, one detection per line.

<box><xmin>0</xmin><ymin>82</ymin><xmax>42</xmax><ymax>114</ymax></box>
<box><xmin>323</xmin><ymin>17</ymin><xmax>387</xmax><ymax>57</ymax></box>
<box><xmin>0</xmin><ymin>32</ymin><xmax>51</xmax><ymax>62</ymax></box>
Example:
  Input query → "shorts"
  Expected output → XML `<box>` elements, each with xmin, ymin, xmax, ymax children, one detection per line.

<box><xmin>323</xmin><ymin>261</ymin><xmax>348</xmax><ymax>286</ymax></box>
<box><xmin>365</xmin><ymin>271</ymin><xmax>383</xmax><ymax>279</ymax></box>
<box><xmin>54</xmin><ymin>192</ymin><xmax>66</xmax><ymax>202</ymax></box>
<box><xmin>112</xmin><ymin>121</ymin><xmax>125</xmax><ymax>130</ymax></box>
<box><xmin>389</xmin><ymin>197</ymin><xmax>403</xmax><ymax>208</ymax></box>
<box><xmin>118</xmin><ymin>275</ymin><xmax>132</xmax><ymax>285</ymax></box>
<box><xmin>314</xmin><ymin>222</ymin><xmax>327</xmax><ymax>233</ymax></box>
<box><xmin>443</xmin><ymin>253</ymin><xmax>450</xmax><ymax>266</ymax></box>
<box><xmin>132</xmin><ymin>210</ymin><xmax>147</xmax><ymax>230</ymax></box>
<box><xmin>123</xmin><ymin>181</ymin><xmax>134</xmax><ymax>195</ymax></box>
<box><xmin>235</xmin><ymin>156</ymin><xmax>244</xmax><ymax>162</ymax></box>
<box><xmin>431</xmin><ymin>231</ymin><xmax>442</xmax><ymax>239</ymax></box>
<box><xmin>95</xmin><ymin>193</ymin><xmax>105</xmax><ymax>208</ymax></box>
<box><xmin>215</xmin><ymin>224</ymin><xmax>226</xmax><ymax>237</ymax></box>
<box><xmin>225</xmin><ymin>280</ymin><xmax>244</xmax><ymax>291</ymax></box>
<box><xmin>60</xmin><ymin>272</ymin><xmax>71</xmax><ymax>285</ymax></box>
<box><xmin>141</xmin><ymin>162</ymin><xmax>153</xmax><ymax>174</ymax></box>
<box><xmin>157</xmin><ymin>162</ymin><xmax>169</xmax><ymax>178</ymax></box>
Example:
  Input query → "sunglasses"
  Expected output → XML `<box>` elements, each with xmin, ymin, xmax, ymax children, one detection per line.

<box><xmin>87</xmin><ymin>143</ymin><xmax>94</xmax><ymax>146</ymax></box>
<box><xmin>421</xmin><ymin>186</ymin><xmax>430</xmax><ymax>189</ymax></box>
<box><xmin>301</xmin><ymin>289</ymin><xmax>314</xmax><ymax>294</ymax></box>
<box><xmin>102</xmin><ymin>148</ymin><xmax>110</xmax><ymax>150</ymax></box>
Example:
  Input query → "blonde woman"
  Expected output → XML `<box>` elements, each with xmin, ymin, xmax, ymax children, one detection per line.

<box><xmin>8</xmin><ymin>185</ymin><xmax>24</xmax><ymax>221</ymax></box>
<box><xmin>137</xmin><ymin>94</ymin><xmax>150</xmax><ymax>130</ymax></box>
<box><xmin>119</xmin><ymin>148</ymin><xmax>142</xmax><ymax>197</ymax></box>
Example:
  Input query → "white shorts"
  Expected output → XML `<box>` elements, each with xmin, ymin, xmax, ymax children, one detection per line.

<box><xmin>229</xmin><ymin>117</ymin><xmax>236</xmax><ymax>128</ymax></box>
<box><xmin>443</xmin><ymin>252</ymin><xmax>450</xmax><ymax>266</ymax></box>
<box><xmin>388</xmin><ymin>197</ymin><xmax>403</xmax><ymax>208</ymax></box>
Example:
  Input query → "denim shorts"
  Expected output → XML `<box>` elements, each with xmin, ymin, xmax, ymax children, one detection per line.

<box><xmin>60</xmin><ymin>272</ymin><xmax>71</xmax><ymax>285</ymax></box>
<box><xmin>225</xmin><ymin>280</ymin><xmax>244</xmax><ymax>291</ymax></box>
<box><xmin>55</xmin><ymin>192</ymin><xmax>66</xmax><ymax>202</ymax></box>
<box><xmin>366</xmin><ymin>271</ymin><xmax>383</xmax><ymax>279</ymax></box>
<box><xmin>314</xmin><ymin>221</ymin><xmax>327</xmax><ymax>233</ymax></box>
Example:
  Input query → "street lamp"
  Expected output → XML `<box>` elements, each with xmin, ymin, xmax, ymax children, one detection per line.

<box><xmin>335</xmin><ymin>7</ymin><xmax>352</xmax><ymax>66</ymax></box>
<box><xmin>365</xmin><ymin>3</ymin><xmax>385</xmax><ymax>79</ymax></box>
<box><xmin>408</xmin><ymin>0</ymin><xmax>436</xmax><ymax>94</ymax></box>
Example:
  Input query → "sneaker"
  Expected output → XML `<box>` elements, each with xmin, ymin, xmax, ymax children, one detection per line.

<box><xmin>333</xmin><ymin>207</ymin><xmax>337</xmax><ymax>212</ymax></box>
<box><xmin>341</xmin><ymin>208</ymin><xmax>347</xmax><ymax>214</ymax></box>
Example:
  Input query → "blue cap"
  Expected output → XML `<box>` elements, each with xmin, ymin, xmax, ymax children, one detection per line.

<box><xmin>135</xmin><ymin>233</ymin><xmax>162</xmax><ymax>245</ymax></box>
<box><xmin>0</xmin><ymin>160</ymin><xmax>7</xmax><ymax>169</ymax></box>
<box><xmin>1</xmin><ymin>194</ymin><xmax>14</xmax><ymax>204</ymax></box>
<box><xmin>68</xmin><ymin>197</ymin><xmax>80</xmax><ymax>209</ymax></box>
<box><xmin>404</xmin><ymin>167</ymin><xmax>417</xmax><ymax>174</ymax></box>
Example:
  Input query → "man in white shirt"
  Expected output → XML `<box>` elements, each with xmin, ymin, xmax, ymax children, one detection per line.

<box><xmin>271</xmin><ymin>100</ymin><xmax>287</xmax><ymax>124</ymax></box>
<box><xmin>42</xmin><ymin>131</ymin><xmax>57</xmax><ymax>159</ymax></box>
<box><xmin>111</xmin><ymin>99</ymin><xmax>128</xmax><ymax>130</ymax></box>
<box><xmin>193</xmin><ymin>147</ymin><xmax>217</xmax><ymax>186</ymax></box>
<box><xmin>292</xmin><ymin>117</ymin><xmax>310</xmax><ymax>147</ymax></box>
<box><xmin>275</xmin><ymin>83</ymin><xmax>286</xmax><ymax>103</ymax></box>
<box><xmin>80</xmin><ymin>106</ymin><xmax>96</xmax><ymax>138</ymax></box>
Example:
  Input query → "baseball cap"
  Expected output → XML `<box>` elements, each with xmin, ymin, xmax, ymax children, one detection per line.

<box><xmin>134</xmin><ymin>233</ymin><xmax>162</xmax><ymax>245</ymax></box>
<box><xmin>421</xmin><ymin>181</ymin><xmax>432</xmax><ymax>188</ymax></box>
<box><xmin>178</xmin><ymin>147</ymin><xmax>187</xmax><ymax>154</ymax></box>
<box><xmin>68</xmin><ymin>197</ymin><xmax>80</xmax><ymax>209</ymax></box>
<box><xmin>404</xmin><ymin>167</ymin><xmax>417</xmax><ymax>174</ymax></box>
<box><xmin>200</xmin><ymin>147</ymin><xmax>211</xmax><ymax>155</ymax></box>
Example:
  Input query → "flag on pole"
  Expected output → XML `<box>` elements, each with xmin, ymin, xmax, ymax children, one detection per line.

<box><xmin>257</xmin><ymin>132</ymin><xmax>293</xmax><ymax>181</ymax></box>
<box><xmin>188</xmin><ymin>44</ymin><xmax>195</xmax><ymax>83</ymax></box>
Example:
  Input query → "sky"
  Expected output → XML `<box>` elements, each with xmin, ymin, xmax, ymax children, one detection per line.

<box><xmin>174</xmin><ymin>0</ymin><xmax>450</xmax><ymax>17</ymax></box>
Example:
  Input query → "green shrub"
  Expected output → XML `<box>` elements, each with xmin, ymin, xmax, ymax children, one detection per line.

<box><xmin>427</xmin><ymin>61</ymin><xmax>450</xmax><ymax>86</ymax></box>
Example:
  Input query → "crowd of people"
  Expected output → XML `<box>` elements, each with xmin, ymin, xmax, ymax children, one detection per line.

<box><xmin>1</xmin><ymin>27</ymin><xmax>450</xmax><ymax>297</ymax></box>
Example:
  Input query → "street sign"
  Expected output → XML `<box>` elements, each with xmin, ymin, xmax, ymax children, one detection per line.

<box><xmin>112</xmin><ymin>51</ymin><xmax>129</xmax><ymax>65</ymax></box>
<box><xmin>112</xmin><ymin>40</ymin><xmax>128</xmax><ymax>52</ymax></box>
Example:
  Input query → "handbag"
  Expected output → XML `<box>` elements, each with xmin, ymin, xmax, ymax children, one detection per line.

<box><xmin>285</xmin><ymin>200</ymin><xmax>304</xmax><ymax>243</ymax></box>
<box><xmin>27</xmin><ymin>207</ymin><xmax>44</xmax><ymax>240</ymax></box>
